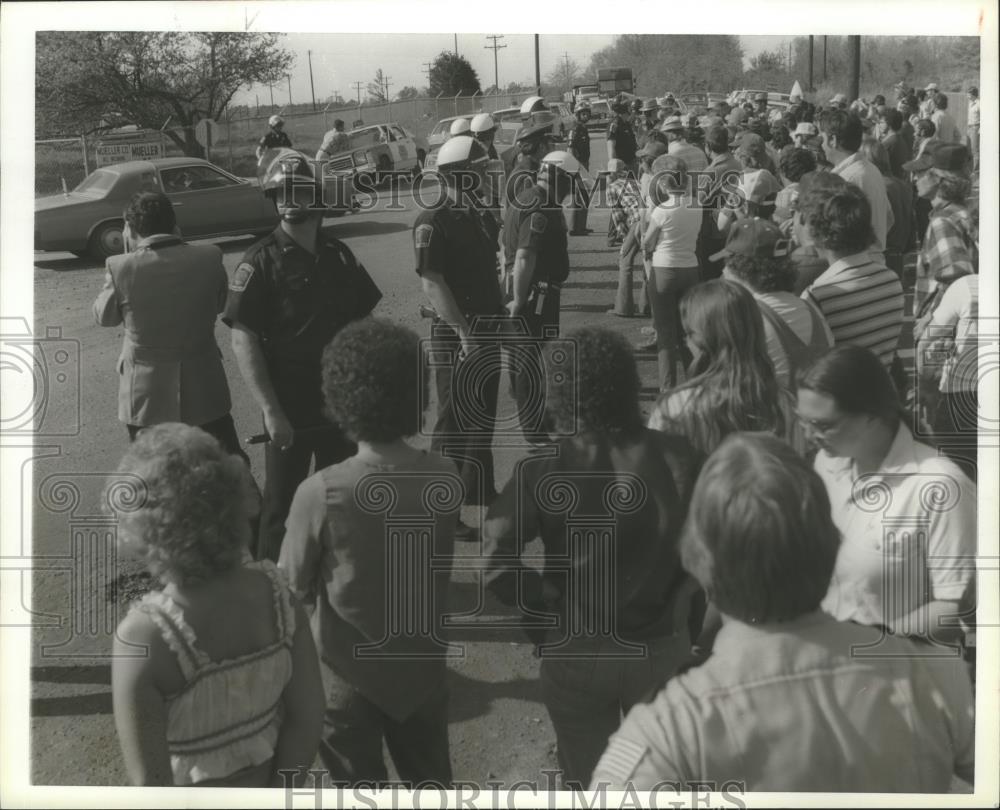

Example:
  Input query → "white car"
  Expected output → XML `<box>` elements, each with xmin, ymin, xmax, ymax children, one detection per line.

<box><xmin>321</xmin><ymin>122</ymin><xmax>428</xmax><ymax>184</ymax></box>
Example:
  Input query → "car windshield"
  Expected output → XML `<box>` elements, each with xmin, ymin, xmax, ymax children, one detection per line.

<box><xmin>347</xmin><ymin>127</ymin><xmax>386</xmax><ymax>149</ymax></box>
<box><xmin>494</xmin><ymin>124</ymin><xmax>519</xmax><ymax>146</ymax></box>
<box><xmin>591</xmin><ymin>102</ymin><xmax>609</xmax><ymax>114</ymax></box>
<box><xmin>430</xmin><ymin>119</ymin><xmax>457</xmax><ymax>137</ymax></box>
<box><xmin>73</xmin><ymin>169</ymin><xmax>117</xmax><ymax>195</ymax></box>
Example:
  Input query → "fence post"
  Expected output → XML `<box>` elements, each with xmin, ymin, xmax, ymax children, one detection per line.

<box><xmin>454</xmin><ymin>91</ymin><xmax>461</xmax><ymax>116</ymax></box>
<box><xmin>80</xmin><ymin>134</ymin><xmax>89</xmax><ymax>175</ymax></box>
<box><xmin>472</xmin><ymin>90</ymin><xmax>481</xmax><ymax>114</ymax></box>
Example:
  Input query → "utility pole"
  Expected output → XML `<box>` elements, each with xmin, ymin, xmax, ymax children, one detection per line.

<box><xmin>823</xmin><ymin>36</ymin><xmax>828</xmax><ymax>83</ymax></box>
<box><xmin>534</xmin><ymin>34</ymin><xmax>541</xmax><ymax>96</ymax></box>
<box><xmin>454</xmin><ymin>33</ymin><xmax>458</xmax><ymax>55</ymax></box>
<box><xmin>382</xmin><ymin>76</ymin><xmax>393</xmax><ymax>102</ymax></box>
<box><xmin>485</xmin><ymin>35</ymin><xmax>506</xmax><ymax>93</ymax></box>
<box><xmin>307</xmin><ymin>50</ymin><xmax>317</xmax><ymax>111</ymax></box>
<box><xmin>788</xmin><ymin>41</ymin><xmax>793</xmax><ymax>77</ymax></box>
<box><xmin>269</xmin><ymin>84</ymin><xmax>274</xmax><ymax>107</ymax></box>
<box><xmin>287</xmin><ymin>75</ymin><xmax>292</xmax><ymax>106</ymax></box>
<box><xmin>808</xmin><ymin>35</ymin><xmax>814</xmax><ymax>92</ymax></box>
<box><xmin>563</xmin><ymin>51</ymin><xmax>572</xmax><ymax>89</ymax></box>
<box><xmin>847</xmin><ymin>35</ymin><xmax>861</xmax><ymax>102</ymax></box>
<box><xmin>352</xmin><ymin>80</ymin><xmax>364</xmax><ymax>120</ymax></box>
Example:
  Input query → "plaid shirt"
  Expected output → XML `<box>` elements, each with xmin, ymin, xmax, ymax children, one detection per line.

<box><xmin>608</xmin><ymin>176</ymin><xmax>643</xmax><ymax>242</ymax></box>
<box><xmin>915</xmin><ymin>201</ymin><xmax>977</xmax><ymax>315</ymax></box>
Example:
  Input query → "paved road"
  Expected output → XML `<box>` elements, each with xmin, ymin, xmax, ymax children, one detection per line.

<box><xmin>26</xmin><ymin>136</ymin><xmax>673</xmax><ymax>787</ymax></box>
<box><xmin>22</xmin><ymin>135</ymin><xmax>928</xmax><ymax>787</ymax></box>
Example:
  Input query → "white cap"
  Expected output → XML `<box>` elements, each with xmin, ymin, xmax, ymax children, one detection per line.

<box><xmin>470</xmin><ymin>113</ymin><xmax>496</xmax><ymax>134</ymax></box>
<box><xmin>450</xmin><ymin>118</ymin><xmax>471</xmax><ymax>136</ymax></box>
<box><xmin>268</xmin><ymin>114</ymin><xmax>284</xmax><ymax>127</ymax></box>
<box><xmin>435</xmin><ymin>135</ymin><xmax>488</xmax><ymax>169</ymax></box>
<box><xmin>925</xmin><ymin>82</ymin><xmax>939</xmax><ymax>91</ymax></box>
<box><xmin>520</xmin><ymin>95</ymin><xmax>547</xmax><ymax>116</ymax></box>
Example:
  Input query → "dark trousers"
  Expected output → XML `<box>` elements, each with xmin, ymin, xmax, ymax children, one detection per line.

<box><xmin>127</xmin><ymin>413</ymin><xmax>249</xmax><ymax>466</ymax></box>
<box><xmin>509</xmin><ymin>289</ymin><xmax>560</xmax><ymax>443</ymax></box>
<box><xmin>541</xmin><ymin>633</ymin><xmax>691</xmax><ymax>789</ymax></box>
<box><xmin>318</xmin><ymin>664</ymin><xmax>452</xmax><ymax>787</ymax></box>
<box><xmin>648</xmin><ymin>265</ymin><xmax>699</xmax><ymax>391</ymax></box>
<box><xmin>430</xmin><ymin>322</ymin><xmax>502</xmax><ymax>506</ymax></box>
<box><xmin>259</xmin><ymin>422</ymin><xmax>355</xmax><ymax>562</ymax></box>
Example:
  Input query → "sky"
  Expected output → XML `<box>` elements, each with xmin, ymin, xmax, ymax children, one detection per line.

<box><xmin>232</xmin><ymin>33</ymin><xmax>793</xmax><ymax>108</ymax></box>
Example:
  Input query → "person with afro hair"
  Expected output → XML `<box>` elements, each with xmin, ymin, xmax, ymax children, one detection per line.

<box><xmin>279</xmin><ymin>318</ymin><xmax>460</xmax><ymax>786</ymax></box>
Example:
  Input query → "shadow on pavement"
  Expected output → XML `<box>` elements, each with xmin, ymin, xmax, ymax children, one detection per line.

<box><xmin>32</xmin><ymin>665</ymin><xmax>110</xmax><ymax>685</ymax></box>
<box><xmin>31</xmin><ymin>692</ymin><xmax>112</xmax><ymax>718</ymax></box>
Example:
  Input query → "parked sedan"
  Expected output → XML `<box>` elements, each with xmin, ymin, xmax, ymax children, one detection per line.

<box><xmin>321</xmin><ymin>123</ymin><xmax>429</xmax><ymax>185</ymax></box>
<box><xmin>34</xmin><ymin>157</ymin><xmax>283</xmax><ymax>260</ymax></box>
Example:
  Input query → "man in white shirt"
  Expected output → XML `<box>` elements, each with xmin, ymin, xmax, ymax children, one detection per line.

<box><xmin>819</xmin><ymin>109</ymin><xmax>893</xmax><ymax>264</ymax></box>
<box><xmin>660</xmin><ymin>115</ymin><xmax>708</xmax><ymax>172</ymax></box>
<box><xmin>930</xmin><ymin>93</ymin><xmax>962</xmax><ymax>144</ymax></box>
<box><xmin>966</xmin><ymin>87</ymin><xmax>980</xmax><ymax>169</ymax></box>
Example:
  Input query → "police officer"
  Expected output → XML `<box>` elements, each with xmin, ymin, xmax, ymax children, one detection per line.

<box><xmin>506</xmin><ymin>110</ymin><xmax>557</xmax><ymax>206</ymax></box>
<box><xmin>414</xmin><ymin>136</ymin><xmax>506</xmax><ymax>523</ymax></box>
<box><xmin>449</xmin><ymin>117</ymin><xmax>471</xmax><ymax>139</ymax></box>
<box><xmin>568</xmin><ymin>102</ymin><xmax>591</xmax><ymax>171</ymax></box>
<box><xmin>256</xmin><ymin>114</ymin><xmax>292</xmax><ymax>162</ymax></box>
<box><xmin>471</xmin><ymin>113</ymin><xmax>500</xmax><ymax>160</ymax></box>
<box><xmin>224</xmin><ymin>151</ymin><xmax>382</xmax><ymax>561</ymax></box>
<box><xmin>607</xmin><ymin>100</ymin><xmax>638</xmax><ymax>177</ymax></box>
<box><xmin>502</xmin><ymin>150</ymin><xmax>580</xmax><ymax>445</ymax></box>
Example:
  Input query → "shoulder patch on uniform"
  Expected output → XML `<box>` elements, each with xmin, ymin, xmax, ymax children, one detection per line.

<box><xmin>230</xmin><ymin>262</ymin><xmax>255</xmax><ymax>292</ymax></box>
<box><xmin>530</xmin><ymin>213</ymin><xmax>548</xmax><ymax>234</ymax></box>
<box><xmin>415</xmin><ymin>224</ymin><xmax>434</xmax><ymax>249</ymax></box>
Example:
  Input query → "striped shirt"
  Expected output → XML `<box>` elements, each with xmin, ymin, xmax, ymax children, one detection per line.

<box><xmin>803</xmin><ymin>252</ymin><xmax>904</xmax><ymax>367</ymax></box>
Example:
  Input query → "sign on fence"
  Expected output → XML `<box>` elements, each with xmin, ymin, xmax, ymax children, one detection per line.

<box><xmin>95</xmin><ymin>138</ymin><xmax>163</xmax><ymax>167</ymax></box>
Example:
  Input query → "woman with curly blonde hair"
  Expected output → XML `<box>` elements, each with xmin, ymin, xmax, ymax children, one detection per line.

<box><xmin>111</xmin><ymin>423</ymin><xmax>323</xmax><ymax>787</ymax></box>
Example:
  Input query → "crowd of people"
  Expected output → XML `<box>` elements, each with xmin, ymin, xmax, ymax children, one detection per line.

<box><xmin>96</xmin><ymin>77</ymin><xmax>982</xmax><ymax>793</ymax></box>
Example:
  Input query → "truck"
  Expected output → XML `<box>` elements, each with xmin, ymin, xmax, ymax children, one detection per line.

<box><xmin>597</xmin><ymin>67</ymin><xmax>635</xmax><ymax>97</ymax></box>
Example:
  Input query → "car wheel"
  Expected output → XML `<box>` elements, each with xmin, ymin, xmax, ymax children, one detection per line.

<box><xmin>89</xmin><ymin>220</ymin><xmax>125</xmax><ymax>260</ymax></box>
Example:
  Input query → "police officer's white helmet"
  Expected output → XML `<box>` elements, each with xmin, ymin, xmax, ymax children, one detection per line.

<box><xmin>261</xmin><ymin>150</ymin><xmax>321</xmax><ymax>221</ymax></box>
<box><xmin>539</xmin><ymin>150</ymin><xmax>581</xmax><ymax>176</ymax></box>
<box><xmin>450</xmin><ymin>118</ymin><xmax>472</xmax><ymax>136</ymax></box>
<box><xmin>470</xmin><ymin>113</ymin><xmax>496</xmax><ymax>134</ymax></box>
<box><xmin>520</xmin><ymin>95</ymin><xmax>547</xmax><ymax>116</ymax></box>
<box><xmin>435</xmin><ymin>135</ymin><xmax>489</xmax><ymax>170</ymax></box>
<box><xmin>268</xmin><ymin>114</ymin><xmax>284</xmax><ymax>128</ymax></box>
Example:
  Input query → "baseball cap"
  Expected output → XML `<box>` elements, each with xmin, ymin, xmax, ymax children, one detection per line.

<box><xmin>829</xmin><ymin>93</ymin><xmax>847</xmax><ymax>104</ymax></box>
<box><xmin>794</xmin><ymin>122</ymin><xmax>818</xmax><ymax>137</ymax></box>
<box><xmin>902</xmin><ymin>142</ymin><xmax>971</xmax><ymax>174</ymax></box>
<box><xmin>660</xmin><ymin>115</ymin><xmax>685</xmax><ymax>133</ymax></box>
<box><xmin>925</xmin><ymin>82</ymin><xmax>939</xmax><ymax>91</ymax></box>
<box><xmin>709</xmin><ymin>217</ymin><xmax>790</xmax><ymax>262</ymax></box>
<box><xmin>637</xmin><ymin>140</ymin><xmax>668</xmax><ymax>159</ymax></box>
<box><xmin>740</xmin><ymin>169</ymin><xmax>783</xmax><ymax>206</ymax></box>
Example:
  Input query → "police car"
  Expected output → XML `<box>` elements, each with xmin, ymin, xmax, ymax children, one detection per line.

<box><xmin>320</xmin><ymin>122</ymin><xmax>428</xmax><ymax>185</ymax></box>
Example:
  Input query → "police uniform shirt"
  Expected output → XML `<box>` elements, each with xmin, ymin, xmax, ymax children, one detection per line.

<box><xmin>569</xmin><ymin>122</ymin><xmax>591</xmax><ymax>165</ymax></box>
<box><xmin>223</xmin><ymin>226</ymin><xmax>382</xmax><ymax>423</ymax></box>
<box><xmin>502</xmin><ymin>183</ymin><xmax>569</xmax><ymax>284</ymax></box>
<box><xmin>413</xmin><ymin>202</ymin><xmax>503</xmax><ymax>317</ymax></box>
<box><xmin>260</xmin><ymin>128</ymin><xmax>292</xmax><ymax>151</ymax></box>
<box><xmin>505</xmin><ymin>151</ymin><xmax>541</xmax><ymax>206</ymax></box>
<box><xmin>607</xmin><ymin>118</ymin><xmax>638</xmax><ymax>165</ymax></box>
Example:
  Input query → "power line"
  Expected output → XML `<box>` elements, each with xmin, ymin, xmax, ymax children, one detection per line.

<box><xmin>485</xmin><ymin>35</ymin><xmax>507</xmax><ymax>92</ymax></box>
<box><xmin>352</xmin><ymin>81</ymin><xmax>364</xmax><ymax>111</ymax></box>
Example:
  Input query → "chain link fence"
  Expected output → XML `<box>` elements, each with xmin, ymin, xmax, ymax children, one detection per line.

<box><xmin>35</xmin><ymin>91</ymin><xmax>539</xmax><ymax>194</ymax></box>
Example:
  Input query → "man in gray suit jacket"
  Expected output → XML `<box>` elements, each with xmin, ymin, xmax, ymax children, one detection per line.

<box><xmin>93</xmin><ymin>191</ymin><xmax>246</xmax><ymax>461</ymax></box>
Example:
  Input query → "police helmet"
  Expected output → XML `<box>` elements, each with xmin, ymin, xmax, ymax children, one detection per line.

<box><xmin>470</xmin><ymin>113</ymin><xmax>497</xmax><ymax>134</ymax></box>
<box><xmin>435</xmin><ymin>135</ymin><xmax>489</xmax><ymax>171</ymax></box>
<box><xmin>520</xmin><ymin>95</ymin><xmax>548</xmax><ymax>117</ymax></box>
<box><xmin>450</xmin><ymin>117</ymin><xmax>472</xmax><ymax>136</ymax></box>
<box><xmin>261</xmin><ymin>150</ymin><xmax>321</xmax><ymax>220</ymax></box>
<box><xmin>268</xmin><ymin>114</ymin><xmax>284</xmax><ymax>128</ymax></box>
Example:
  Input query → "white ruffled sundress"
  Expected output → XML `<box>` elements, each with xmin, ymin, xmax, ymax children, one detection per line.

<box><xmin>134</xmin><ymin>560</ymin><xmax>295</xmax><ymax>785</ymax></box>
